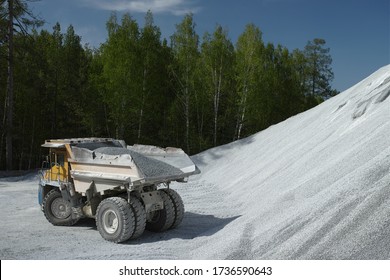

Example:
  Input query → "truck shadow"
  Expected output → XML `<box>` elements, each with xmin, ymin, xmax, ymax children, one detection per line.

<box><xmin>74</xmin><ymin>212</ymin><xmax>239</xmax><ymax>244</ymax></box>
<box><xmin>128</xmin><ymin>212</ymin><xmax>240</xmax><ymax>244</ymax></box>
<box><xmin>75</xmin><ymin>218</ymin><xmax>97</xmax><ymax>228</ymax></box>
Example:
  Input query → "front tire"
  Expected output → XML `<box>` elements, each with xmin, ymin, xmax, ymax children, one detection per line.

<box><xmin>42</xmin><ymin>188</ymin><xmax>79</xmax><ymax>226</ymax></box>
<box><xmin>96</xmin><ymin>197</ymin><xmax>135</xmax><ymax>243</ymax></box>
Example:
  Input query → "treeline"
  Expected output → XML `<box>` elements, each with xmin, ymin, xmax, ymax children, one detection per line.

<box><xmin>0</xmin><ymin>7</ymin><xmax>337</xmax><ymax>170</ymax></box>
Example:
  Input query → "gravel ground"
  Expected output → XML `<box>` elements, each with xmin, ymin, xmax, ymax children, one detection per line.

<box><xmin>0</xmin><ymin>172</ymin><xmax>236</xmax><ymax>260</ymax></box>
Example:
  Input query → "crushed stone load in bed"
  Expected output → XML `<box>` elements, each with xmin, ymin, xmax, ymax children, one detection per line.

<box><xmin>94</xmin><ymin>147</ymin><xmax>184</xmax><ymax>179</ymax></box>
<box><xmin>75</xmin><ymin>141</ymin><xmax>123</xmax><ymax>151</ymax></box>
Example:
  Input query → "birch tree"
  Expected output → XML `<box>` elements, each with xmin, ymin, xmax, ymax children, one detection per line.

<box><xmin>101</xmin><ymin>13</ymin><xmax>141</xmax><ymax>139</ymax></box>
<box><xmin>201</xmin><ymin>25</ymin><xmax>234</xmax><ymax>146</ymax></box>
<box><xmin>234</xmin><ymin>24</ymin><xmax>263</xmax><ymax>140</ymax></box>
<box><xmin>138</xmin><ymin>11</ymin><xmax>162</xmax><ymax>142</ymax></box>
<box><xmin>170</xmin><ymin>14</ymin><xmax>199</xmax><ymax>153</ymax></box>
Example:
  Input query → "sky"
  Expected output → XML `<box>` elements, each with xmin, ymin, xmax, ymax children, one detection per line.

<box><xmin>29</xmin><ymin>0</ymin><xmax>389</xmax><ymax>92</ymax></box>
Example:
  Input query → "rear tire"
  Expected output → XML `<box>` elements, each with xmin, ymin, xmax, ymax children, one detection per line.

<box><xmin>162</xmin><ymin>188</ymin><xmax>184</xmax><ymax>229</ymax></box>
<box><xmin>146</xmin><ymin>190</ymin><xmax>175</xmax><ymax>232</ymax></box>
<box><xmin>42</xmin><ymin>188</ymin><xmax>79</xmax><ymax>226</ymax></box>
<box><xmin>96</xmin><ymin>197</ymin><xmax>135</xmax><ymax>243</ymax></box>
<box><xmin>129</xmin><ymin>196</ymin><xmax>146</xmax><ymax>239</ymax></box>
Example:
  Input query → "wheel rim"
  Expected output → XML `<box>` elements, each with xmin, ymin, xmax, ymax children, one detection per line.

<box><xmin>51</xmin><ymin>197</ymin><xmax>71</xmax><ymax>219</ymax></box>
<box><xmin>102</xmin><ymin>209</ymin><xmax>119</xmax><ymax>234</ymax></box>
<box><xmin>147</xmin><ymin>210</ymin><xmax>161</xmax><ymax>223</ymax></box>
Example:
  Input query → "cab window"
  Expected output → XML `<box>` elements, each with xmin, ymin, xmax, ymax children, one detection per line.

<box><xmin>57</xmin><ymin>154</ymin><xmax>65</xmax><ymax>167</ymax></box>
<box><xmin>50</xmin><ymin>151</ymin><xmax>66</xmax><ymax>167</ymax></box>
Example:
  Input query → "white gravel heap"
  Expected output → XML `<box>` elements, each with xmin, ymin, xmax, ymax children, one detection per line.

<box><xmin>94</xmin><ymin>147</ymin><xmax>184</xmax><ymax>178</ymax></box>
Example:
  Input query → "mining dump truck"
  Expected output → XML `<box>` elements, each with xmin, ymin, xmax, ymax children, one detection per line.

<box><xmin>38</xmin><ymin>138</ymin><xmax>200</xmax><ymax>243</ymax></box>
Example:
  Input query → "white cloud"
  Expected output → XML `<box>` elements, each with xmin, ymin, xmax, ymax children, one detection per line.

<box><xmin>84</xmin><ymin>0</ymin><xmax>201</xmax><ymax>16</ymax></box>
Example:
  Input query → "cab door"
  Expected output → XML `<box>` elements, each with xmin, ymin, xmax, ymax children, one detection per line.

<box><xmin>48</xmin><ymin>149</ymin><xmax>69</xmax><ymax>182</ymax></box>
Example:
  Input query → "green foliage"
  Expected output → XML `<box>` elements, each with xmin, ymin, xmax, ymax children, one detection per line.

<box><xmin>234</xmin><ymin>24</ymin><xmax>264</xmax><ymax>140</ymax></box>
<box><xmin>201</xmin><ymin>25</ymin><xmax>235</xmax><ymax>146</ymax></box>
<box><xmin>137</xmin><ymin>11</ymin><xmax>172</xmax><ymax>146</ymax></box>
<box><xmin>100</xmin><ymin>13</ymin><xmax>142</xmax><ymax>139</ymax></box>
<box><xmin>0</xmin><ymin>7</ymin><xmax>338</xmax><ymax>170</ymax></box>
<box><xmin>304</xmin><ymin>38</ymin><xmax>334</xmax><ymax>98</ymax></box>
<box><xmin>170</xmin><ymin>14</ymin><xmax>200</xmax><ymax>153</ymax></box>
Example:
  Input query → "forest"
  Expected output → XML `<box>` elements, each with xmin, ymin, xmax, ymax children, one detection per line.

<box><xmin>0</xmin><ymin>0</ymin><xmax>337</xmax><ymax>170</ymax></box>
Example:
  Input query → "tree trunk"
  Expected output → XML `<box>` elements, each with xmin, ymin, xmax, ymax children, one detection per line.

<box><xmin>6</xmin><ymin>0</ymin><xmax>14</xmax><ymax>170</ymax></box>
<box><xmin>19</xmin><ymin>115</ymin><xmax>26</xmax><ymax>170</ymax></box>
<box><xmin>52</xmin><ymin>71</ymin><xmax>58</xmax><ymax>137</ymax></box>
<box><xmin>104</xmin><ymin>104</ymin><xmax>111</xmax><ymax>137</ymax></box>
<box><xmin>184</xmin><ymin>60</ymin><xmax>190</xmax><ymax>154</ymax></box>
<box><xmin>213</xmin><ymin>56</ymin><xmax>223</xmax><ymax>146</ymax></box>
<box><xmin>194</xmin><ymin>89</ymin><xmax>204</xmax><ymax>152</ymax></box>
<box><xmin>236</xmin><ymin>98</ymin><xmax>247</xmax><ymax>140</ymax></box>
<box><xmin>138</xmin><ymin>68</ymin><xmax>147</xmax><ymax>143</ymax></box>
<box><xmin>0</xmin><ymin>94</ymin><xmax>7</xmax><ymax>168</ymax></box>
<box><xmin>235</xmin><ymin>84</ymin><xmax>248</xmax><ymax>141</ymax></box>
<box><xmin>28</xmin><ymin>116</ymin><xmax>35</xmax><ymax>170</ymax></box>
<box><xmin>184</xmin><ymin>88</ymin><xmax>190</xmax><ymax>153</ymax></box>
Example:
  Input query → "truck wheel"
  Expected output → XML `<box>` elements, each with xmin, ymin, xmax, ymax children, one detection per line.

<box><xmin>162</xmin><ymin>188</ymin><xmax>184</xmax><ymax>229</ymax></box>
<box><xmin>129</xmin><ymin>196</ymin><xmax>146</xmax><ymax>239</ymax></box>
<box><xmin>96</xmin><ymin>197</ymin><xmax>135</xmax><ymax>243</ymax></box>
<box><xmin>146</xmin><ymin>190</ymin><xmax>175</xmax><ymax>232</ymax></box>
<box><xmin>42</xmin><ymin>188</ymin><xmax>79</xmax><ymax>226</ymax></box>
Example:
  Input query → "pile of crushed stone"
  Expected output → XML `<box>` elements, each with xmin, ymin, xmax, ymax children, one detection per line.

<box><xmin>74</xmin><ymin>141</ymin><xmax>123</xmax><ymax>151</ymax></box>
<box><xmin>94</xmin><ymin>147</ymin><xmax>184</xmax><ymax>179</ymax></box>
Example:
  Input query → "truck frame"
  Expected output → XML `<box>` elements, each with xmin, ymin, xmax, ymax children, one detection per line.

<box><xmin>38</xmin><ymin>138</ymin><xmax>200</xmax><ymax>243</ymax></box>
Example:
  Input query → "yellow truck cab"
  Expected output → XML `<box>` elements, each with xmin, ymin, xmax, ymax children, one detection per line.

<box><xmin>44</xmin><ymin>148</ymin><xmax>69</xmax><ymax>183</ymax></box>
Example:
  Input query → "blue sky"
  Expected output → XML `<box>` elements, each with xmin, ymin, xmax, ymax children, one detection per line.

<box><xmin>30</xmin><ymin>0</ymin><xmax>389</xmax><ymax>92</ymax></box>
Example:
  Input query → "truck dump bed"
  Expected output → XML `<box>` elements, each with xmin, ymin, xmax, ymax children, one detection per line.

<box><xmin>43</xmin><ymin>138</ymin><xmax>199</xmax><ymax>194</ymax></box>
